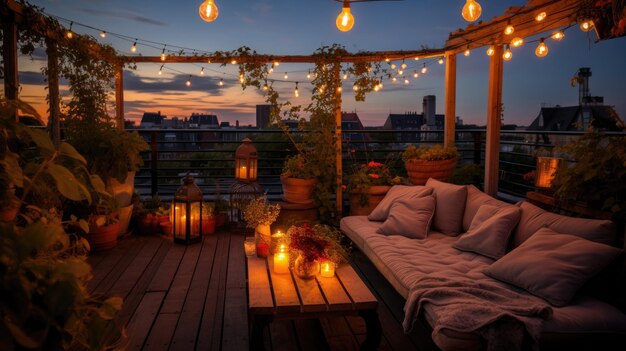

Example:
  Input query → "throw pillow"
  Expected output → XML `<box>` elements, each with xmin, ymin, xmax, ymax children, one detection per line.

<box><xmin>484</xmin><ymin>227</ymin><xmax>623</xmax><ymax>307</ymax></box>
<box><xmin>425</xmin><ymin>178</ymin><xmax>467</xmax><ymax>236</ymax></box>
<box><xmin>376</xmin><ymin>195</ymin><xmax>436</xmax><ymax>239</ymax></box>
<box><xmin>453</xmin><ymin>204</ymin><xmax>521</xmax><ymax>259</ymax></box>
<box><xmin>368</xmin><ymin>185</ymin><xmax>433</xmax><ymax>221</ymax></box>
<box><xmin>462</xmin><ymin>184</ymin><xmax>515</xmax><ymax>232</ymax></box>
<box><xmin>512</xmin><ymin>201</ymin><xmax>616</xmax><ymax>248</ymax></box>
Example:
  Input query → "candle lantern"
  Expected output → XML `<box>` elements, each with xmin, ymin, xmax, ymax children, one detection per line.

<box><xmin>320</xmin><ymin>260</ymin><xmax>336</xmax><ymax>278</ymax></box>
<box><xmin>535</xmin><ymin>156</ymin><xmax>561</xmax><ymax>191</ymax></box>
<box><xmin>235</xmin><ymin>138</ymin><xmax>258</xmax><ymax>182</ymax></box>
<box><xmin>171</xmin><ymin>174</ymin><xmax>203</xmax><ymax>244</ymax></box>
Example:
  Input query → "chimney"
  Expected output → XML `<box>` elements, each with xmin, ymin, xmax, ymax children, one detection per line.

<box><xmin>577</xmin><ymin>67</ymin><xmax>592</xmax><ymax>105</ymax></box>
<box><xmin>422</xmin><ymin>95</ymin><xmax>436</xmax><ymax>127</ymax></box>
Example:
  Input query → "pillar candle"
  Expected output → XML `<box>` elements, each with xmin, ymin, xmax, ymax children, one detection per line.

<box><xmin>274</xmin><ymin>252</ymin><xmax>290</xmax><ymax>274</ymax></box>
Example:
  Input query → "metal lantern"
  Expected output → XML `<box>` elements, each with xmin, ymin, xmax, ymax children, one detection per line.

<box><xmin>235</xmin><ymin>138</ymin><xmax>258</xmax><ymax>182</ymax></box>
<box><xmin>535</xmin><ymin>156</ymin><xmax>561</xmax><ymax>190</ymax></box>
<box><xmin>171</xmin><ymin>174</ymin><xmax>203</xmax><ymax>244</ymax></box>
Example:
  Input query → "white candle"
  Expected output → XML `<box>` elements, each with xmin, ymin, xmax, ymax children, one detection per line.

<box><xmin>274</xmin><ymin>252</ymin><xmax>290</xmax><ymax>274</ymax></box>
<box><xmin>270</xmin><ymin>230</ymin><xmax>284</xmax><ymax>254</ymax></box>
<box><xmin>320</xmin><ymin>261</ymin><xmax>336</xmax><ymax>278</ymax></box>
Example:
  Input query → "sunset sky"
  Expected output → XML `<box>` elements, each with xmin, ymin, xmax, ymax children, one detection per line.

<box><xmin>10</xmin><ymin>0</ymin><xmax>626</xmax><ymax>127</ymax></box>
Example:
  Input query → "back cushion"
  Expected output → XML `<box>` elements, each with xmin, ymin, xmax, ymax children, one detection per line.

<box><xmin>462</xmin><ymin>184</ymin><xmax>514</xmax><ymax>231</ymax></box>
<box><xmin>512</xmin><ymin>201</ymin><xmax>616</xmax><ymax>248</ymax></box>
<box><xmin>368</xmin><ymin>185</ymin><xmax>433</xmax><ymax>221</ymax></box>
<box><xmin>426</xmin><ymin>178</ymin><xmax>467</xmax><ymax>236</ymax></box>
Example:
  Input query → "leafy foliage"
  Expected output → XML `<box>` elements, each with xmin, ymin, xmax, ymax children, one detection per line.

<box><xmin>282</xmin><ymin>153</ymin><xmax>316</xmax><ymax>179</ymax></box>
<box><xmin>402</xmin><ymin>144</ymin><xmax>459</xmax><ymax>162</ymax></box>
<box><xmin>242</xmin><ymin>197</ymin><xmax>281</xmax><ymax>229</ymax></box>
<box><xmin>286</xmin><ymin>223</ymin><xmax>350</xmax><ymax>264</ymax></box>
<box><xmin>346</xmin><ymin>161</ymin><xmax>400</xmax><ymax>193</ymax></box>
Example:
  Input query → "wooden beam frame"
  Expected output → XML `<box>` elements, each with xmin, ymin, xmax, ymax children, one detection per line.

<box><xmin>444</xmin><ymin>51</ymin><xmax>457</xmax><ymax>148</ymax></box>
<box><xmin>115</xmin><ymin>66</ymin><xmax>125</xmax><ymax>130</ymax></box>
<box><xmin>484</xmin><ymin>45</ymin><xmax>504</xmax><ymax>196</ymax></box>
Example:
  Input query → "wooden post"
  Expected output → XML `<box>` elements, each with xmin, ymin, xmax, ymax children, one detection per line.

<box><xmin>334</xmin><ymin>64</ymin><xmax>343</xmax><ymax>217</ymax></box>
<box><xmin>46</xmin><ymin>38</ymin><xmax>61</xmax><ymax>148</ymax></box>
<box><xmin>115</xmin><ymin>65</ymin><xmax>125</xmax><ymax>130</ymax></box>
<box><xmin>2</xmin><ymin>12</ymin><xmax>19</xmax><ymax>120</ymax></box>
<box><xmin>444</xmin><ymin>51</ymin><xmax>457</xmax><ymax>148</ymax></box>
<box><xmin>484</xmin><ymin>45</ymin><xmax>504</xmax><ymax>197</ymax></box>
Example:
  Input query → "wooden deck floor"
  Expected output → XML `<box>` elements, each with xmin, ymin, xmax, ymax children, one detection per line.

<box><xmin>88</xmin><ymin>229</ymin><xmax>426</xmax><ymax>351</ymax></box>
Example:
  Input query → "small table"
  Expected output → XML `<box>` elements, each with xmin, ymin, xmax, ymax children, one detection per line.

<box><xmin>247</xmin><ymin>255</ymin><xmax>381</xmax><ymax>350</ymax></box>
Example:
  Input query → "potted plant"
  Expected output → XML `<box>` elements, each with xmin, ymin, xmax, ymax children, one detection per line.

<box><xmin>346</xmin><ymin>160</ymin><xmax>401</xmax><ymax>216</ymax></box>
<box><xmin>201</xmin><ymin>201</ymin><xmax>216</xmax><ymax>235</ymax></box>
<box><xmin>402</xmin><ymin>144</ymin><xmax>459</xmax><ymax>185</ymax></box>
<box><xmin>214</xmin><ymin>183</ymin><xmax>229</xmax><ymax>227</ymax></box>
<box><xmin>280</xmin><ymin>153</ymin><xmax>318</xmax><ymax>204</ymax></box>
<box><xmin>242</xmin><ymin>197</ymin><xmax>281</xmax><ymax>257</ymax></box>
<box><xmin>286</xmin><ymin>223</ymin><xmax>350</xmax><ymax>279</ymax></box>
<box><xmin>83</xmin><ymin>191</ymin><xmax>120</xmax><ymax>252</ymax></box>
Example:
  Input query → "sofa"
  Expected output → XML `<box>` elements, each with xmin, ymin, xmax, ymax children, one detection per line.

<box><xmin>340</xmin><ymin>178</ymin><xmax>626</xmax><ymax>351</ymax></box>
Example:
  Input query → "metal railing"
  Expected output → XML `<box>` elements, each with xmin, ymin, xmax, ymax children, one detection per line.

<box><xmin>133</xmin><ymin>128</ymin><xmax>626</xmax><ymax>202</ymax></box>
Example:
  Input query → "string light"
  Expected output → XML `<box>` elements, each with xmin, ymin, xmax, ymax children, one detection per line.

<box><xmin>535</xmin><ymin>12</ymin><xmax>547</xmax><ymax>22</ymax></box>
<box><xmin>239</xmin><ymin>74</ymin><xmax>245</xmax><ymax>83</ymax></box>
<box><xmin>551</xmin><ymin>30</ymin><xmax>565</xmax><ymax>41</ymax></box>
<box><xmin>373</xmin><ymin>85</ymin><xmax>380</xmax><ymax>92</ymax></box>
<box><xmin>421</xmin><ymin>64</ymin><xmax>427</xmax><ymax>74</ymax></box>
<box><xmin>66</xmin><ymin>22</ymin><xmax>74</xmax><ymax>39</ymax></box>
<box><xmin>413</xmin><ymin>70</ymin><xmax>419</xmax><ymax>78</ymax></box>
<box><xmin>464</xmin><ymin>46</ymin><xmax>471</xmax><ymax>56</ymax></box>
<box><xmin>186</xmin><ymin>76</ymin><xmax>191</xmax><ymax>87</ymax></box>
<box><xmin>390</xmin><ymin>63</ymin><xmax>397</xmax><ymax>70</ymax></box>
<box><xmin>158</xmin><ymin>65</ymin><xmax>164</xmax><ymax>75</ymax></box>
<box><xmin>99</xmin><ymin>31</ymin><xmax>107</xmax><ymax>38</ymax></box>
<box><xmin>284</xmin><ymin>72</ymin><xmax>288</xmax><ymax>79</ymax></box>
<box><xmin>391</xmin><ymin>77</ymin><xmax>397</xmax><ymax>83</ymax></box>
<box><xmin>294</xmin><ymin>82</ymin><xmax>299</xmax><ymax>97</ymax></box>
<box><xmin>384</xmin><ymin>58</ymin><xmax>390</xmax><ymax>62</ymax></box>
<box><xmin>319</xmin><ymin>85</ymin><xmax>325</xmax><ymax>93</ymax></box>
<box><xmin>200</xmin><ymin>67</ymin><xmax>205</xmax><ymax>75</ymax></box>
<box><xmin>262</xmin><ymin>81</ymin><xmax>269</xmax><ymax>91</ymax></box>
<box><xmin>269</xmin><ymin>64</ymin><xmax>274</xmax><ymax>74</ymax></box>
<box><xmin>535</xmin><ymin>38</ymin><xmax>548</xmax><ymax>58</ymax></box>
<box><xmin>199</xmin><ymin>0</ymin><xmax>219</xmax><ymax>22</ymax></box>
<box><xmin>231</xmin><ymin>59</ymin><xmax>237</xmax><ymax>65</ymax></box>
<box><xmin>352</xmin><ymin>84</ymin><xmax>359</xmax><ymax>91</ymax></box>
<box><xmin>160</xmin><ymin>48</ymin><xmax>166</xmax><ymax>61</ymax></box>
<box><xmin>218</xmin><ymin>78</ymin><xmax>224</xmax><ymax>86</ymax></box>
<box><xmin>461</xmin><ymin>0</ymin><xmax>482</xmax><ymax>22</ymax></box>
<box><xmin>343</xmin><ymin>73</ymin><xmax>348</xmax><ymax>80</ymax></box>
<box><xmin>404</xmin><ymin>77</ymin><xmax>409</xmax><ymax>85</ymax></box>
<box><xmin>438</xmin><ymin>57</ymin><xmax>444</xmax><ymax>65</ymax></box>
<box><xmin>337</xmin><ymin>86</ymin><xmax>343</xmax><ymax>93</ymax></box>
<box><xmin>274</xmin><ymin>61</ymin><xmax>280</xmax><ymax>67</ymax></box>
<box><xmin>486</xmin><ymin>46</ymin><xmax>495</xmax><ymax>56</ymax></box>
<box><xmin>504</xmin><ymin>22</ymin><xmax>515</xmax><ymax>35</ymax></box>
<box><xmin>130</xmin><ymin>40</ymin><xmax>137</xmax><ymax>53</ymax></box>
<box><xmin>580</xmin><ymin>20</ymin><xmax>594</xmax><ymax>32</ymax></box>
<box><xmin>414</xmin><ymin>56</ymin><xmax>419</xmax><ymax>60</ymax></box>
<box><xmin>306</xmin><ymin>70</ymin><xmax>311</xmax><ymax>79</ymax></box>
<box><xmin>503</xmin><ymin>45</ymin><xmax>513</xmax><ymax>61</ymax></box>
<box><xmin>378</xmin><ymin>80</ymin><xmax>384</xmax><ymax>89</ymax></box>
<box><xmin>511</xmin><ymin>37</ymin><xmax>524</xmax><ymax>48</ymax></box>
<box><xmin>398</xmin><ymin>69</ymin><xmax>403</xmax><ymax>75</ymax></box>
<box><xmin>336</xmin><ymin>0</ymin><xmax>355</xmax><ymax>32</ymax></box>
<box><xmin>401</xmin><ymin>60</ymin><xmax>407</xmax><ymax>69</ymax></box>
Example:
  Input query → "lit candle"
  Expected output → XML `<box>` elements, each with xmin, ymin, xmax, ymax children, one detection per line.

<box><xmin>273</xmin><ymin>244</ymin><xmax>289</xmax><ymax>274</ymax></box>
<box><xmin>320</xmin><ymin>261</ymin><xmax>336</xmax><ymax>278</ymax></box>
<box><xmin>239</xmin><ymin>165</ymin><xmax>248</xmax><ymax>179</ymax></box>
<box><xmin>244</xmin><ymin>238</ymin><xmax>256</xmax><ymax>257</ymax></box>
<box><xmin>270</xmin><ymin>230</ymin><xmax>284</xmax><ymax>254</ymax></box>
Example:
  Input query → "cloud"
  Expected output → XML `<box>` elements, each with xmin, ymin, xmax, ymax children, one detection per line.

<box><xmin>19</xmin><ymin>71</ymin><xmax>47</xmax><ymax>85</ymax></box>
<box><xmin>78</xmin><ymin>8</ymin><xmax>167</xmax><ymax>26</ymax></box>
<box><xmin>123</xmin><ymin>71</ymin><xmax>232</xmax><ymax>94</ymax></box>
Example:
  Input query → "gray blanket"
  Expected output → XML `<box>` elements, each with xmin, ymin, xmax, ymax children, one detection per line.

<box><xmin>403</xmin><ymin>275</ymin><xmax>553</xmax><ymax>351</ymax></box>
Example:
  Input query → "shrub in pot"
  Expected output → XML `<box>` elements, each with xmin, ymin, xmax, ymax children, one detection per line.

<box><xmin>402</xmin><ymin>144</ymin><xmax>459</xmax><ymax>185</ymax></box>
<box><xmin>346</xmin><ymin>160</ymin><xmax>401</xmax><ymax>216</ymax></box>
<box><xmin>280</xmin><ymin>153</ymin><xmax>318</xmax><ymax>204</ymax></box>
<box><xmin>201</xmin><ymin>202</ymin><xmax>216</xmax><ymax>235</ymax></box>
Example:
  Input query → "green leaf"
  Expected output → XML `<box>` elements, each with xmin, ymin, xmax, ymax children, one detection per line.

<box><xmin>90</xmin><ymin>175</ymin><xmax>107</xmax><ymax>194</ymax></box>
<box><xmin>0</xmin><ymin>151</ymin><xmax>23</xmax><ymax>187</ymax></box>
<box><xmin>24</xmin><ymin>128</ymin><xmax>54</xmax><ymax>154</ymax></box>
<box><xmin>46</xmin><ymin>163</ymin><xmax>92</xmax><ymax>202</ymax></box>
<box><xmin>59</xmin><ymin>142</ymin><xmax>87</xmax><ymax>164</ymax></box>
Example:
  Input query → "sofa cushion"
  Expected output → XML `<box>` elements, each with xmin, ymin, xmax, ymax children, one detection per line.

<box><xmin>368</xmin><ymin>185</ymin><xmax>433</xmax><ymax>221</ymax></box>
<box><xmin>377</xmin><ymin>195</ymin><xmax>435</xmax><ymax>239</ymax></box>
<box><xmin>453</xmin><ymin>204</ymin><xmax>521</xmax><ymax>259</ymax></box>
<box><xmin>426</xmin><ymin>178</ymin><xmax>467</xmax><ymax>236</ymax></box>
<box><xmin>485</xmin><ymin>227</ymin><xmax>623</xmax><ymax>307</ymax></box>
<box><xmin>462</xmin><ymin>184</ymin><xmax>515</xmax><ymax>232</ymax></box>
<box><xmin>512</xmin><ymin>201</ymin><xmax>616</xmax><ymax>248</ymax></box>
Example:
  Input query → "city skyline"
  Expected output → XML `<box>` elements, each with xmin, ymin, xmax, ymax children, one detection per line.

<box><xmin>10</xmin><ymin>0</ymin><xmax>626</xmax><ymax>127</ymax></box>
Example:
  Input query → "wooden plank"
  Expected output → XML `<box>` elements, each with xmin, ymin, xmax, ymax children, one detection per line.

<box><xmin>444</xmin><ymin>51</ymin><xmax>456</xmax><ymax>149</ymax></box>
<box><xmin>269</xmin><ymin>321</ymin><xmax>299</xmax><ymax>351</ymax></box>
<box><xmin>143</xmin><ymin>313</ymin><xmax>179</xmax><ymax>351</ymax></box>
<box><xmin>268</xmin><ymin>257</ymin><xmax>301</xmax><ymax>313</ymax></box>
<box><xmin>247</xmin><ymin>256</ymin><xmax>274</xmax><ymax>313</ymax></box>
<box><xmin>125</xmin><ymin>291</ymin><xmax>166</xmax><ymax>350</ymax></box>
<box><xmin>335</xmin><ymin>265</ymin><xmax>377</xmax><ymax>310</ymax></box>
<box><xmin>293</xmin><ymin>319</ymin><xmax>330</xmax><ymax>351</ymax></box>
<box><xmin>221</xmin><ymin>232</ymin><xmax>249</xmax><ymax>351</ymax></box>
<box><xmin>108</xmin><ymin>238</ymin><xmax>162</xmax><ymax>298</ymax></box>
<box><xmin>91</xmin><ymin>236</ymin><xmax>145</xmax><ymax>295</ymax></box>
<box><xmin>169</xmin><ymin>234</ymin><xmax>219</xmax><ymax>351</ymax></box>
<box><xmin>334</xmin><ymin>64</ymin><xmax>343</xmax><ymax>215</ymax></box>
<box><xmin>316</xmin><ymin>274</ymin><xmax>352</xmax><ymax>312</ymax></box>
<box><xmin>196</xmin><ymin>232</ymin><xmax>231</xmax><ymax>351</ymax></box>
<box><xmin>319</xmin><ymin>317</ymin><xmax>359</xmax><ymax>351</ymax></box>
<box><xmin>147</xmin><ymin>242</ymin><xmax>186</xmax><ymax>292</ymax></box>
<box><xmin>484</xmin><ymin>44</ymin><xmax>504</xmax><ymax>197</ymax></box>
<box><xmin>292</xmin><ymin>273</ymin><xmax>327</xmax><ymax>313</ymax></box>
<box><xmin>159</xmin><ymin>241</ymin><xmax>202</xmax><ymax>313</ymax></box>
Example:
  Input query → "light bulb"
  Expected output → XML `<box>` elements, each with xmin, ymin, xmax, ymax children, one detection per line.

<box><xmin>461</xmin><ymin>0</ymin><xmax>482</xmax><ymax>22</ymax></box>
<box><xmin>284</xmin><ymin>72</ymin><xmax>288</xmax><ymax>79</ymax></box>
<box><xmin>200</xmin><ymin>68</ymin><xmax>205</xmax><ymax>75</ymax></box>
<box><xmin>269</xmin><ymin>67</ymin><xmax>274</xmax><ymax>74</ymax></box>
<box><xmin>414</xmin><ymin>56</ymin><xmax>419</xmax><ymax>60</ymax></box>
<box><xmin>404</xmin><ymin>78</ymin><xmax>409</xmax><ymax>85</ymax></box>
<box><xmin>231</xmin><ymin>59</ymin><xmax>237</xmax><ymax>65</ymax></box>
<box><xmin>503</xmin><ymin>45</ymin><xmax>513</xmax><ymax>61</ymax></box>
<box><xmin>130</xmin><ymin>41</ymin><xmax>137</xmax><ymax>53</ymax></box>
<box><xmin>199</xmin><ymin>0</ymin><xmax>219</xmax><ymax>22</ymax></box>
<box><xmin>66</xmin><ymin>22</ymin><xmax>73</xmax><ymax>39</ymax></box>
<box><xmin>99</xmin><ymin>31</ymin><xmax>107</xmax><ymax>38</ymax></box>
<box><xmin>374</xmin><ymin>85</ymin><xmax>380</xmax><ymax>92</ymax></box>
<box><xmin>158</xmin><ymin>65</ymin><xmax>163</xmax><ymax>75</ymax></box>
<box><xmin>438</xmin><ymin>57</ymin><xmax>444</xmax><ymax>65</ymax></box>
<box><xmin>392</xmin><ymin>77</ymin><xmax>397</xmax><ymax>83</ymax></box>
<box><xmin>413</xmin><ymin>70</ymin><xmax>419</xmax><ymax>78</ymax></box>
<box><xmin>486</xmin><ymin>46</ymin><xmax>495</xmax><ymax>56</ymax></box>
<box><xmin>535</xmin><ymin>38</ymin><xmax>548</xmax><ymax>58</ymax></box>
<box><xmin>384</xmin><ymin>58</ymin><xmax>390</xmax><ymax>62</ymax></box>
<box><xmin>353</xmin><ymin>84</ymin><xmax>359</xmax><ymax>91</ymax></box>
<box><xmin>336</xmin><ymin>2</ymin><xmax>355</xmax><ymax>32</ymax></box>
<box><xmin>218</xmin><ymin>78</ymin><xmax>224</xmax><ymax>86</ymax></box>
<box><xmin>536</xmin><ymin>12</ymin><xmax>547</xmax><ymax>22</ymax></box>
<box><xmin>160</xmin><ymin>51</ymin><xmax>166</xmax><ymax>61</ymax></box>
<box><xmin>511</xmin><ymin>37</ymin><xmax>524</xmax><ymax>48</ymax></box>
<box><xmin>294</xmin><ymin>83</ymin><xmax>299</xmax><ymax>97</ymax></box>
<box><xmin>306</xmin><ymin>71</ymin><xmax>311</xmax><ymax>79</ymax></box>
<box><xmin>319</xmin><ymin>85</ymin><xmax>325</xmax><ymax>93</ymax></box>
<box><xmin>580</xmin><ymin>20</ymin><xmax>594</xmax><ymax>32</ymax></box>
<box><xmin>421</xmin><ymin>64</ymin><xmax>427</xmax><ymax>74</ymax></box>
<box><xmin>337</xmin><ymin>86</ymin><xmax>342</xmax><ymax>93</ymax></box>
<box><xmin>464</xmin><ymin>48</ymin><xmax>471</xmax><ymax>56</ymax></box>
<box><xmin>504</xmin><ymin>24</ymin><xmax>515</xmax><ymax>35</ymax></box>
<box><xmin>274</xmin><ymin>61</ymin><xmax>280</xmax><ymax>67</ymax></box>
<box><xmin>262</xmin><ymin>82</ymin><xmax>269</xmax><ymax>91</ymax></box>
<box><xmin>378</xmin><ymin>82</ymin><xmax>384</xmax><ymax>89</ymax></box>
<box><xmin>401</xmin><ymin>62</ymin><xmax>407</xmax><ymax>69</ymax></box>
<box><xmin>239</xmin><ymin>74</ymin><xmax>245</xmax><ymax>83</ymax></box>
<box><xmin>390</xmin><ymin>63</ymin><xmax>397</xmax><ymax>69</ymax></box>
<box><xmin>398</xmin><ymin>69</ymin><xmax>403</xmax><ymax>75</ymax></box>
<box><xmin>551</xmin><ymin>30</ymin><xmax>565</xmax><ymax>41</ymax></box>
<box><xmin>343</xmin><ymin>73</ymin><xmax>348</xmax><ymax>80</ymax></box>
<box><xmin>186</xmin><ymin>77</ymin><xmax>191</xmax><ymax>87</ymax></box>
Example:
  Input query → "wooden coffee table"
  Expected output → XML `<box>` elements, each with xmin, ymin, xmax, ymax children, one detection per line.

<box><xmin>247</xmin><ymin>255</ymin><xmax>381</xmax><ymax>350</ymax></box>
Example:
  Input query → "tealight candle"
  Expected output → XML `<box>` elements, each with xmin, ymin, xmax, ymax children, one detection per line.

<box><xmin>273</xmin><ymin>244</ymin><xmax>290</xmax><ymax>274</ymax></box>
<box><xmin>320</xmin><ymin>261</ymin><xmax>336</xmax><ymax>278</ymax></box>
<box><xmin>244</xmin><ymin>238</ymin><xmax>256</xmax><ymax>257</ymax></box>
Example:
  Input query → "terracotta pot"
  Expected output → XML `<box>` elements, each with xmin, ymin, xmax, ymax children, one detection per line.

<box><xmin>160</xmin><ymin>221</ymin><xmax>173</xmax><ymax>237</ymax></box>
<box><xmin>117</xmin><ymin>204</ymin><xmax>134</xmax><ymax>236</ymax></box>
<box><xmin>106</xmin><ymin>171</ymin><xmax>135</xmax><ymax>208</ymax></box>
<box><xmin>280</xmin><ymin>175</ymin><xmax>317</xmax><ymax>204</ymax></box>
<box><xmin>85</xmin><ymin>222</ymin><xmax>120</xmax><ymax>252</ymax></box>
<box><xmin>0</xmin><ymin>199</ymin><xmax>20</xmax><ymax>223</ymax></box>
<box><xmin>405</xmin><ymin>158</ymin><xmax>457</xmax><ymax>185</ymax></box>
<box><xmin>202</xmin><ymin>216</ymin><xmax>216</xmax><ymax>235</ymax></box>
<box><xmin>138</xmin><ymin>214</ymin><xmax>160</xmax><ymax>235</ymax></box>
<box><xmin>215</xmin><ymin>212</ymin><xmax>228</xmax><ymax>227</ymax></box>
<box><xmin>349</xmin><ymin>185</ymin><xmax>390</xmax><ymax>216</ymax></box>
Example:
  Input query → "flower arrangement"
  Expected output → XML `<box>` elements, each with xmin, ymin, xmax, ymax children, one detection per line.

<box><xmin>401</xmin><ymin>144</ymin><xmax>459</xmax><ymax>162</ymax></box>
<box><xmin>346</xmin><ymin>160</ymin><xmax>401</xmax><ymax>193</ymax></box>
<box><xmin>282</xmin><ymin>154</ymin><xmax>316</xmax><ymax>179</ymax></box>
<box><xmin>287</xmin><ymin>223</ymin><xmax>350</xmax><ymax>264</ymax></box>
<box><xmin>242</xmin><ymin>196</ymin><xmax>281</xmax><ymax>229</ymax></box>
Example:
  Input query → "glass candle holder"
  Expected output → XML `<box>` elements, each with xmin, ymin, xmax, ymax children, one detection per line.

<box><xmin>270</xmin><ymin>230</ymin><xmax>285</xmax><ymax>255</ymax></box>
<box><xmin>244</xmin><ymin>237</ymin><xmax>256</xmax><ymax>257</ymax></box>
<box><xmin>319</xmin><ymin>260</ymin><xmax>336</xmax><ymax>278</ymax></box>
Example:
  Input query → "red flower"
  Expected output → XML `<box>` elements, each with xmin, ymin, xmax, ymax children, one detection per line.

<box><xmin>368</xmin><ymin>173</ymin><xmax>380</xmax><ymax>179</ymax></box>
<box><xmin>341</xmin><ymin>184</ymin><xmax>347</xmax><ymax>190</ymax></box>
<box><xmin>298</xmin><ymin>163</ymin><xmax>304</xmax><ymax>168</ymax></box>
<box><xmin>367</xmin><ymin>161</ymin><xmax>383</xmax><ymax>168</ymax></box>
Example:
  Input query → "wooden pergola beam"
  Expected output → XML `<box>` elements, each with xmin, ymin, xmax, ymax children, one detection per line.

<box><xmin>445</xmin><ymin>0</ymin><xmax>584</xmax><ymax>53</ymax></box>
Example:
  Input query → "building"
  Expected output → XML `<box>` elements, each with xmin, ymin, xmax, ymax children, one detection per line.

<box><xmin>139</xmin><ymin>111</ymin><xmax>165</xmax><ymax>128</ymax></box>
<box><xmin>382</xmin><ymin>95</ymin><xmax>447</xmax><ymax>143</ymax></box>
<box><xmin>342</xmin><ymin>112</ymin><xmax>369</xmax><ymax>144</ymax></box>
<box><xmin>188</xmin><ymin>113</ymin><xmax>219</xmax><ymax>128</ymax></box>
<box><xmin>256</xmin><ymin>104</ymin><xmax>271</xmax><ymax>129</ymax></box>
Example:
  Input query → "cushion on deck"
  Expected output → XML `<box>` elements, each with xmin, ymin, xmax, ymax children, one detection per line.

<box><xmin>368</xmin><ymin>185</ymin><xmax>433</xmax><ymax>221</ymax></box>
<box><xmin>426</xmin><ymin>178</ymin><xmax>467</xmax><ymax>236</ymax></box>
<box><xmin>462</xmin><ymin>184</ymin><xmax>515</xmax><ymax>232</ymax></box>
<box><xmin>376</xmin><ymin>195</ymin><xmax>435</xmax><ymax>239</ymax></box>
